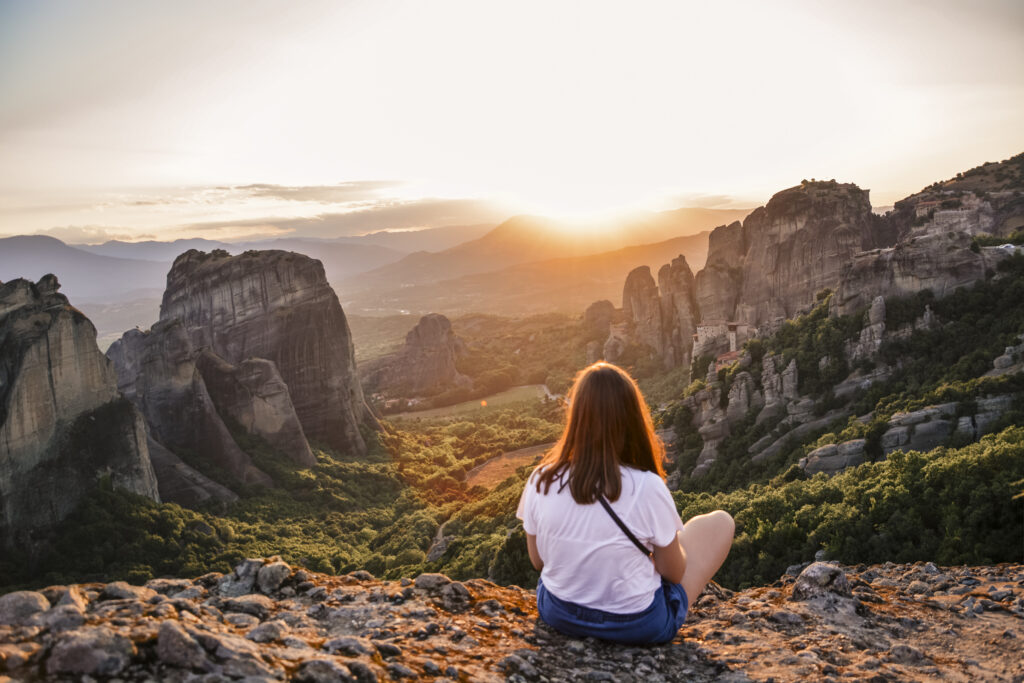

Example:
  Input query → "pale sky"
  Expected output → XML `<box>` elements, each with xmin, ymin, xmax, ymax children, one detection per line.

<box><xmin>1</xmin><ymin>0</ymin><xmax>1022</xmax><ymax>242</ymax></box>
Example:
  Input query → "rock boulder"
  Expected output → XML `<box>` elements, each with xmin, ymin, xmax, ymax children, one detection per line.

<box><xmin>361</xmin><ymin>313</ymin><xmax>471</xmax><ymax>397</ymax></box>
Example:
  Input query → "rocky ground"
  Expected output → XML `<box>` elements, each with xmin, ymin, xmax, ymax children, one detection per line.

<box><xmin>1</xmin><ymin>558</ymin><xmax>1022</xmax><ymax>682</ymax></box>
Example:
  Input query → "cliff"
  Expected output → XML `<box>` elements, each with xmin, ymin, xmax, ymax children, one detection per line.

<box><xmin>617</xmin><ymin>257</ymin><xmax>700</xmax><ymax>370</ymax></box>
<box><xmin>0</xmin><ymin>557</ymin><xmax>1020</xmax><ymax>681</ymax></box>
<box><xmin>693</xmin><ymin>220</ymin><xmax>745</xmax><ymax>324</ymax></box>
<box><xmin>0</xmin><ymin>276</ymin><xmax>158</xmax><ymax>548</ymax></box>
<box><xmin>360</xmin><ymin>314</ymin><xmax>471</xmax><ymax>398</ymax></box>
<box><xmin>160</xmin><ymin>249</ymin><xmax>378</xmax><ymax>456</ymax></box>
<box><xmin>734</xmin><ymin>182</ymin><xmax>891</xmax><ymax>326</ymax></box>
<box><xmin>831</xmin><ymin>232</ymin><xmax>1012</xmax><ymax>316</ymax></box>
<box><xmin>106</xmin><ymin>321</ymin><xmax>275</xmax><ymax>491</ymax></box>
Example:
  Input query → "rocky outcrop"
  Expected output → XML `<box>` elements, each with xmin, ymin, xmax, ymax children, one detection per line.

<box><xmin>160</xmin><ymin>250</ymin><xmax>378</xmax><ymax>456</ymax></box>
<box><xmin>800</xmin><ymin>440</ymin><xmax>867</xmax><ymax>476</ymax></box>
<box><xmin>845</xmin><ymin>296</ymin><xmax>887</xmax><ymax>361</ymax></box>
<box><xmin>988</xmin><ymin>334</ymin><xmax>1024</xmax><ymax>376</ymax></box>
<box><xmin>690</xmin><ymin>183</ymin><xmax>892</xmax><ymax>329</ymax></box>
<box><xmin>602</xmin><ymin>322</ymin><xmax>630</xmax><ymax>364</ymax></box>
<box><xmin>694</xmin><ymin>220</ymin><xmax>745</xmax><ymax>324</ymax></box>
<box><xmin>0</xmin><ymin>276</ymin><xmax>158</xmax><ymax>548</ymax></box>
<box><xmin>658</xmin><ymin>256</ymin><xmax>699</xmax><ymax>369</ymax></box>
<box><xmin>360</xmin><ymin>314</ymin><xmax>471</xmax><ymax>397</ymax></box>
<box><xmin>618</xmin><ymin>258</ymin><xmax>700</xmax><ymax>369</ymax></box>
<box><xmin>832</xmin><ymin>232</ymin><xmax>1012</xmax><ymax>316</ymax></box>
<box><xmin>1</xmin><ymin>558</ymin><xmax>1020</xmax><ymax>681</ymax></box>
<box><xmin>144</xmin><ymin>437</ymin><xmax>238</xmax><ymax>509</ymax></box>
<box><xmin>798</xmin><ymin>394</ymin><xmax>1021</xmax><ymax>477</ymax></box>
<box><xmin>621</xmin><ymin>266</ymin><xmax>664</xmax><ymax>358</ymax></box>
<box><xmin>107</xmin><ymin>321</ymin><xmax>273</xmax><ymax>489</ymax></box>
<box><xmin>735</xmin><ymin>181</ymin><xmax>890</xmax><ymax>326</ymax></box>
<box><xmin>194</xmin><ymin>352</ymin><xmax>315</xmax><ymax>467</ymax></box>
<box><xmin>582</xmin><ymin>300</ymin><xmax>616</xmax><ymax>340</ymax></box>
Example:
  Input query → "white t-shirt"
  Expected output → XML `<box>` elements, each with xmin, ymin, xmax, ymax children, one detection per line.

<box><xmin>516</xmin><ymin>465</ymin><xmax>685</xmax><ymax>614</ymax></box>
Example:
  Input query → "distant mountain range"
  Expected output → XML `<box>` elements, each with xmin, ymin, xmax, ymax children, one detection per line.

<box><xmin>342</xmin><ymin>208</ymin><xmax>750</xmax><ymax>292</ymax></box>
<box><xmin>0</xmin><ymin>235</ymin><xmax>168</xmax><ymax>302</ymax></box>
<box><xmin>345</xmin><ymin>231</ymin><xmax>712</xmax><ymax>316</ymax></box>
<box><xmin>0</xmin><ymin>206</ymin><xmax>751</xmax><ymax>343</ymax></box>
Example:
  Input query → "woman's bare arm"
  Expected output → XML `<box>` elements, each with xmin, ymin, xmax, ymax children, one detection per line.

<box><xmin>526</xmin><ymin>533</ymin><xmax>544</xmax><ymax>571</ymax></box>
<box><xmin>652</xmin><ymin>531</ymin><xmax>687</xmax><ymax>584</ymax></box>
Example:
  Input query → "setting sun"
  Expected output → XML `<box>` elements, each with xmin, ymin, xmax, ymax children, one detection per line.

<box><xmin>1</xmin><ymin>1</ymin><xmax>1022</xmax><ymax>241</ymax></box>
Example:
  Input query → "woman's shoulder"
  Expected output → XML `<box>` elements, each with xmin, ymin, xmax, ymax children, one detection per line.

<box><xmin>525</xmin><ymin>462</ymin><xmax>561</xmax><ymax>487</ymax></box>
<box><xmin>620</xmin><ymin>465</ymin><xmax>669</xmax><ymax>492</ymax></box>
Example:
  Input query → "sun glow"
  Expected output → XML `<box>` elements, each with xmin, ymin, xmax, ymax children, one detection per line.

<box><xmin>1</xmin><ymin>0</ymin><xmax>1022</xmax><ymax>239</ymax></box>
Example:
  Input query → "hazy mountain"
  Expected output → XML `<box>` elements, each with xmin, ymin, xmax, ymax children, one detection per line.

<box><xmin>79</xmin><ymin>238</ymin><xmax>232</xmax><ymax>261</ymax></box>
<box><xmin>80</xmin><ymin>224</ymin><xmax>495</xmax><ymax>262</ymax></box>
<box><xmin>344</xmin><ymin>208</ymin><xmax>750</xmax><ymax>292</ymax></box>
<box><xmin>331</xmin><ymin>223</ymin><xmax>495</xmax><ymax>252</ymax></box>
<box><xmin>0</xmin><ymin>235</ymin><xmax>168</xmax><ymax>302</ymax></box>
<box><xmin>0</xmin><ymin>235</ymin><xmax>408</xmax><ymax>348</ymax></box>
<box><xmin>344</xmin><ymin>231</ymin><xmax>711</xmax><ymax>316</ymax></box>
<box><xmin>232</xmin><ymin>238</ymin><xmax>407</xmax><ymax>286</ymax></box>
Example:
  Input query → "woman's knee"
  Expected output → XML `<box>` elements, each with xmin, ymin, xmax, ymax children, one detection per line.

<box><xmin>710</xmin><ymin>510</ymin><xmax>735</xmax><ymax>537</ymax></box>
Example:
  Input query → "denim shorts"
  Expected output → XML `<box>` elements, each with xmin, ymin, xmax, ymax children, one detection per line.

<box><xmin>536</xmin><ymin>577</ymin><xmax>689</xmax><ymax>645</ymax></box>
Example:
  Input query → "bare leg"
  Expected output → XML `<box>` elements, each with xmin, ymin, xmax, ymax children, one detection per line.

<box><xmin>678</xmin><ymin>509</ymin><xmax>735</xmax><ymax>605</ymax></box>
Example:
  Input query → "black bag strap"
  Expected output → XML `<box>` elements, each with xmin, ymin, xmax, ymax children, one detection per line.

<box><xmin>597</xmin><ymin>495</ymin><xmax>653</xmax><ymax>559</ymax></box>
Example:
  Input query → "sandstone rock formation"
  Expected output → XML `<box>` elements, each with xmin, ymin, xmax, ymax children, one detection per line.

<box><xmin>582</xmin><ymin>299</ymin><xmax>615</xmax><ymax>340</ymax></box>
<box><xmin>693</xmin><ymin>220</ymin><xmax>745</xmax><ymax>324</ymax></box>
<box><xmin>621</xmin><ymin>265</ymin><xmax>664</xmax><ymax>358</ymax></box>
<box><xmin>194</xmin><ymin>352</ymin><xmax>315</xmax><ymax>467</ymax></box>
<box><xmin>734</xmin><ymin>181</ymin><xmax>889</xmax><ymax>326</ymax></box>
<box><xmin>689</xmin><ymin>181</ymin><xmax>894</xmax><ymax>329</ymax></box>
<box><xmin>0</xmin><ymin>276</ymin><xmax>158</xmax><ymax>547</ymax></box>
<box><xmin>144</xmin><ymin>437</ymin><xmax>239</xmax><ymax>509</ymax></box>
<box><xmin>107</xmin><ymin>321</ymin><xmax>273</xmax><ymax>490</ymax></box>
<box><xmin>360</xmin><ymin>314</ymin><xmax>471</xmax><ymax>397</ymax></box>
<box><xmin>845</xmin><ymin>295</ymin><xmax>887</xmax><ymax>361</ymax></box>
<box><xmin>0</xmin><ymin>557</ymin><xmax>1020</xmax><ymax>681</ymax></box>
<box><xmin>618</xmin><ymin>257</ymin><xmax>700</xmax><ymax>369</ymax></box>
<box><xmin>831</xmin><ymin>232</ymin><xmax>1012</xmax><ymax>316</ymax></box>
<box><xmin>160</xmin><ymin>250</ymin><xmax>378</xmax><ymax>456</ymax></box>
<box><xmin>658</xmin><ymin>256</ymin><xmax>699</xmax><ymax>368</ymax></box>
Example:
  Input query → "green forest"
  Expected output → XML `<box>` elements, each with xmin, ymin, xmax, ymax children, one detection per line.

<box><xmin>2</xmin><ymin>259</ymin><xmax>1024</xmax><ymax>594</ymax></box>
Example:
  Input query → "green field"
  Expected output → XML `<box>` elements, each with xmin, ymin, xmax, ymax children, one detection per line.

<box><xmin>386</xmin><ymin>384</ymin><xmax>552</xmax><ymax>420</ymax></box>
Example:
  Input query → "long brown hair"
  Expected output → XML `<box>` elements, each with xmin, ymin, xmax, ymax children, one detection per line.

<box><xmin>535</xmin><ymin>362</ymin><xmax>665</xmax><ymax>504</ymax></box>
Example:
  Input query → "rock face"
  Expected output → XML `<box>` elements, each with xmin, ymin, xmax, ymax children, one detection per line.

<box><xmin>160</xmin><ymin>250</ymin><xmax>377</xmax><ymax>456</ymax></box>
<box><xmin>582</xmin><ymin>300</ymin><xmax>616</xmax><ymax>340</ymax></box>
<box><xmin>621</xmin><ymin>265</ymin><xmax>665</xmax><ymax>358</ymax></box>
<box><xmin>0</xmin><ymin>558</ymin><xmax>1020</xmax><ymax>682</ymax></box>
<box><xmin>107</xmin><ymin>321</ymin><xmax>273</xmax><ymax>489</ymax></box>
<box><xmin>832</xmin><ymin>232</ymin><xmax>1011</xmax><ymax>316</ymax></box>
<box><xmin>0</xmin><ymin>276</ymin><xmax>158</xmax><ymax>547</ymax></box>
<box><xmin>845</xmin><ymin>296</ymin><xmax>887</xmax><ymax>361</ymax></box>
<box><xmin>144</xmin><ymin>437</ymin><xmax>238</xmax><ymax>509</ymax></box>
<box><xmin>658</xmin><ymin>256</ymin><xmax>699</xmax><ymax>369</ymax></box>
<box><xmin>689</xmin><ymin>181</ymin><xmax>892</xmax><ymax>329</ymax></box>
<box><xmin>194</xmin><ymin>352</ymin><xmax>315</xmax><ymax>467</ymax></box>
<box><xmin>734</xmin><ymin>182</ymin><xmax>888</xmax><ymax>326</ymax></box>
<box><xmin>361</xmin><ymin>314</ymin><xmax>471</xmax><ymax>397</ymax></box>
<box><xmin>694</xmin><ymin>220</ymin><xmax>745</xmax><ymax>324</ymax></box>
<box><xmin>619</xmin><ymin>257</ymin><xmax>700</xmax><ymax>369</ymax></box>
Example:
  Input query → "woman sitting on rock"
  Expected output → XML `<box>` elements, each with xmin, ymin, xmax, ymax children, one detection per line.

<box><xmin>517</xmin><ymin>361</ymin><xmax>735</xmax><ymax>644</ymax></box>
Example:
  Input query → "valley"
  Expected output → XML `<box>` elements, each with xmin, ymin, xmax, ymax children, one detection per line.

<box><xmin>2</xmin><ymin>152</ymin><xmax>1024</xmax><ymax>680</ymax></box>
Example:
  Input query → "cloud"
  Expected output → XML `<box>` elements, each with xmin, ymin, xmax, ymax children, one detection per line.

<box><xmin>233</xmin><ymin>181</ymin><xmax>404</xmax><ymax>203</ymax></box>
<box><xmin>669</xmin><ymin>193</ymin><xmax>761</xmax><ymax>210</ymax></box>
<box><xmin>179</xmin><ymin>197</ymin><xmax>511</xmax><ymax>239</ymax></box>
